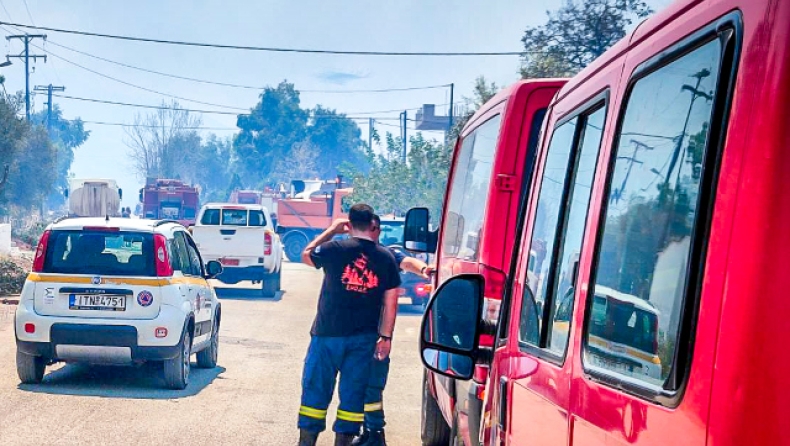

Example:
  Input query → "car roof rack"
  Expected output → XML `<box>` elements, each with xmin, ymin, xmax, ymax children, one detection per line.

<box><xmin>153</xmin><ymin>219</ymin><xmax>183</xmax><ymax>227</ymax></box>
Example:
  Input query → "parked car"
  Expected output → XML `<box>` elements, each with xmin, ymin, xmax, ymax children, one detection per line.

<box><xmin>191</xmin><ymin>203</ymin><xmax>283</xmax><ymax>297</ymax></box>
<box><xmin>15</xmin><ymin>217</ymin><xmax>222</xmax><ymax>390</ymax></box>
<box><xmin>414</xmin><ymin>0</ymin><xmax>790</xmax><ymax>444</ymax></box>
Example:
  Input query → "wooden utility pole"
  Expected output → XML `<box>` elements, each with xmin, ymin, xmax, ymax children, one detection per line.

<box><xmin>5</xmin><ymin>34</ymin><xmax>47</xmax><ymax>121</ymax></box>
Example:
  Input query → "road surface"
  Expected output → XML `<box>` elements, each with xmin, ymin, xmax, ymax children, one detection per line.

<box><xmin>0</xmin><ymin>262</ymin><xmax>424</xmax><ymax>445</ymax></box>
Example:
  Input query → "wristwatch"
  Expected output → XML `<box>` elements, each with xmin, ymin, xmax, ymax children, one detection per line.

<box><xmin>379</xmin><ymin>334</ymin><xmax>392</xmax><ymax>341</ymax></box>
<box><xmin>420</xmin><ymin>266</ymin><xmax>427</xmax><ymax>275</ymax></box>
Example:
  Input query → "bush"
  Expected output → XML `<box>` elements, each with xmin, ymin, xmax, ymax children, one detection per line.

<box><xmin>0</xmin><ymin>255</ymin><xmax>28</xmax><ymax>295</ymax></box>
<box><xmin>13</xmin><ymin>221</ymin><xmax>47</xmax><ymax>248</ymax></box>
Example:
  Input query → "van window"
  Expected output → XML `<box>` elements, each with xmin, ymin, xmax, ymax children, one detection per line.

<box><xmin>584</xmin><ymin>39</ymin><xmax>723</xmax><ymax>388</ymax></box>
<box><xmin>546</xmin><ymin>107</ymin><xmax>605</xmax><ymax>355</ymax></box>
<box><xmin>44</xmin><ymin>230</ymin><xmax>155</xmax><ymax>277</ymax></box>
<box><xmin>520</xmin><ymin>118</ymin><xmax>577</xmax><ymax>346</ymax></box>
<box><xmin>441</xmin><ymin>115</ymin><xmax>502</xmax><ymax>260</ymax></box>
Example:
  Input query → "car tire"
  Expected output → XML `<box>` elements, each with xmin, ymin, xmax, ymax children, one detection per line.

<box><xmin>16</xmin><ymin>350</ymin><xmax>45</xmax><ymax>384</ymax></box>
<box><xmin>283</xmin><ymin>233</ymin><xmax>308</xmax><ymax>263</ymax></box>
<box><xmin>196</xmin><ymin>318</ymin><xmax>219</xmax><ymax>369</ymax></box>
<box><xmin>262</xmin><ymin>269</ymin><xmax>281</xmax><ymax>297</ymax></box>
<box><xmin>164</xmin><ymin>328</ymin><xmax>191</xmax><ymax>390</ymax></box>
<box><xmin>421</xmin><ymin>370</ymin><xmax>451</xmax><ymax>446</ymax></box>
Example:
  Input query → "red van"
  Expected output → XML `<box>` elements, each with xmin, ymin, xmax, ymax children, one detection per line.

<box><xmin>414</xmin><ymin>0</ymin><xmax>790</xmax><ymax>444</ymax></box>
<box><xmin>405</xmin><ymin>79</ymin><xmax>566</xmax><ymax>444</ymax></box>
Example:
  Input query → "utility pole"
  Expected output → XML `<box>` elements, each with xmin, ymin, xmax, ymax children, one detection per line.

<box><xmin>368</xmin><ymin>118</ymin><xmax>374</xmax><ymax>151</ymax></box>
<box><xmin>6</xmin><ymin>34</ymin><xmax>47</xmax><ymax>121</ymax></box>
<box><xmin>34</xmin><ymin>84</ymin><xmax>65</xmax><ymax>133</ymax></box>
<box><xmin>448</xmin><ymin>83</ymin><xmax>454</xmax><ymax>133</ymax></box>
<box><xmin>400</xmin><ymin>111</ymin><xmax>407</xmax><ymax>162</ymax></box>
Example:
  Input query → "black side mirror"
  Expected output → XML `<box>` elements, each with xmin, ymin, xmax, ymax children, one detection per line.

<box><xmin>420</xmin><ymin>274</ymin><xmax>485</xmax><ymax>380</ymax></box>
<box><xmin>118</xmin><ymin>188</ymin><xmax>123</xmax><ymax>200</ymax></box>
<box><xmin>404</xmin><ymin>207</ymin><xmax>437</xmax><ymax>253</ymax></box>
<box><xmin>205</xmin><ymin>260</ymin><xmax>223</xmax><ymax>279</ymax></box>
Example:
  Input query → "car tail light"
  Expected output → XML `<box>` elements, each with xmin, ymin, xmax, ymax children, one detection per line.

<box><xmin>155</xmin><ymin>327</ymin><xmax>168</xmax><ymax>338</ymax></box>
<box><xmin>24</xmin><ymin>323</ymin><xmax>35</xmax><ymax>334</ymax></box>
<box><xmin>154</xmin><ymin>234</ymin><xmax>173</xmax><ymax>277</ymax></box>
<box><xmin>32</xmin><ymin>230</ymin><xmax>51</xmax><ymax>272</ymax></box>
<box><xmin>82</xmin><ymin>226</ymin><xmax>120</xmax><ymax>232</ymax></box>
<box><xmin>264</xmin><ymin>231</ymin><xmax>272</xmax><ymax>256</ymax></box>
<box><xmin>415</xmin><ymin>283</ymin><xmax>430</xmax><ymax>297</ymax></box>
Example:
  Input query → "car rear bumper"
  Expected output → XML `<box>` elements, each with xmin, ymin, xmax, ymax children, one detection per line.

<box><xmin>215</xmin><ymin>265</ymin><xmax>275</xmax><ymax>284</ymax></box>
<box><xmin>17</xmin><ymin>323</ymin><xmax>182</xmax><ymax>363</ymax></box>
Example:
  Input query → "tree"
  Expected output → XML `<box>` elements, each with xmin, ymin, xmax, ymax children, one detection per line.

<box><xmin>4</xmin><ymin>126</ymin><xmax>58</xmax><ymax>210</ymax></box>
<box><xmin>0</xmin><ymin>92</ymin><xmax>27</xmax><ymax>197</ymax></box>
<box><xmin>520</xmin><ymin>0</ymin><xmax>653</xmax><ymax>78</ymax></box>
<box><xmin>125</xmin><ymin>100</ymin><xmax>202</xmax><ymax>180</ymax></box>
<box><xmin>194</xmin><ymin>134</ymin><xmax>234</xmax><ymax>202</ymax></box>
<box><xmin>308</xmin><ymin>106</ymin><xmax>366</xmax><ymax>179</ymax></box>
<box><xmin>275</xmin><ymin>141</ymin><xmax>318</xmax><ymax>182</ymax></box>
<box><xmin>347</xmin><ymin>133</ymin><xmax>451</xmax><ymax>219</ymax></box>
<box><xmin>234</xmin><ymin>81</ymin><xmax>308</xmax><ymax>187</ymax></box>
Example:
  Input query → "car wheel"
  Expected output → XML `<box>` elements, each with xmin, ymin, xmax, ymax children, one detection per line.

<box><xmin>196</xmin><ymin>318</ymin><xmax>219</xmax><ymax>369</ymax></box>
<box><xmin>421</xmin><ymin>370</ymin><xmax>451</xmax><ymax>446</ymax></box>
<box><xmin>262</xmin><ymin>269</ymin><xmax>281</xmax><ymax>297</ymax></box>
<box><xmin>16</xmin><ymin>350</ymin><xmax>45</xmax><ymax>384</ymax></box>
<box><xmin>283</xmin><ymin>233</ymin><xmax>308</xmax><ymax>263</ymax></box>
<box><xmin>164</xmin><ymin>328</ymin><xmax>191</xmax><ymax>390</ymax></box>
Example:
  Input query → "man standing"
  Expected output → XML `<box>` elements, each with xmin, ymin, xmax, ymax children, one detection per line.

<box><xmin>298</xmin><ymin>204</ymin><xmax>401</xmax><ymax>446</ymax></box>
<box><xmin>352</xmin><ymin>215</ymin><xmax>432</xmax><ymax>446</ymax></box>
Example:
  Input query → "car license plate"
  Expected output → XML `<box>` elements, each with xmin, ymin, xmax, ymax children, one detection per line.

<box><xmin>69</xmin><ymin>294</ymin><xmax>126</xmax><ymax>311</ymax></box>
<box><xmin>220</xmin><ymin>258</ymin><xmax>239</xmax><ymax>266</ymax></box>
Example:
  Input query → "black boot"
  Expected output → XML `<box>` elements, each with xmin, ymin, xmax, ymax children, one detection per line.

<box><xmin>298</xmin><ymin>429</ymin><xmax>319</xmax><ymax>446</ymax></box>
<box><xmin>335</xmin><ymin>433</ymin><xmax>356</xmax><ymax>446</ymax></box>
<box><xmin>351</xmin><ymin>428</ymin><xmax>369</xmax><ymax>446</ymax></box>
<box><xmin>353</xmin><ymin>429</ymin><xmax>386</xmax><ymax>446</ymax></box>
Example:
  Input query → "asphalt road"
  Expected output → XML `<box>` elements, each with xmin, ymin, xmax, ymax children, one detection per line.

<box><xmin>0</xmin><ymin>262</ymin><xmax>424</xmax><ymax>445</ymax></box>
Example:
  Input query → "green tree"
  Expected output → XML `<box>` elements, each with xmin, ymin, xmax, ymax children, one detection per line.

<box><xmin>0</xmin><ymin>92</ymin><xmax>27</xmax><ymax>197</ymax></box>
<box><xmin>347</xmin><ymin>133</ymin><xmax>451</xmax><ymax>219</ymax></box>
<box><xmin>4</xmin><ymin>126</ymin><xmax>58</xmax><ymax>210</ymax></box>
<box><xmin>308</xmin><ymin>106</ymin><xmax>366</xmax><ymax>179</ymax></box>
<box><xmin>234</xmin><ymin>81</ymin><xmax>308</xmax><ymax>186</ymax></box>
<box><xmin>520</xmin><ymin>0</ymin><xmax>653</xmax><ymax>78</ymax></box>
<box><xmin>194</xmin><ymin>134</ymin><xmax>234</xmax><ymax>202</ymax></box>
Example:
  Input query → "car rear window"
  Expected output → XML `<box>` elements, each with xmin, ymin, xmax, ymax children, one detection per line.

<box><xmin>44</xmin><ymin>230</ymin><xmax>156</xmax><ymax>276</ymax></box>
<box><xmin>589</xmin><ymin>295</ymin><xmax>658</xmax><ymax>354</ymax></box>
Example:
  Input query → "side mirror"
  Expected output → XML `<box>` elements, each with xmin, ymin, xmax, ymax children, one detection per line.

<box><xmin>64</xmin><ymin>189</ymin><xmax>69</xmax><ymax>198</ymax></box>
<box><xmin>118</xmin><ymin>188</ymin><xmax>123</xmax><ymax>200</ymax></box>
<box><xmin>404</xmin><ymin>207</ymin><xmax>437</xmax><ymax>253</ymax></box>
<box><xmin>205</xmin><ymin>260</ymin><xmax>223</xmax><ymax>279</ymax></box>
<box><xmin>420</xmin><ymin>274</ymin><xmax>485</xmax><ymax>380</ymax></box>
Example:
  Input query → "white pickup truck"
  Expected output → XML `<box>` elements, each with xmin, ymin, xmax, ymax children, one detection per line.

<box><xmin>191</xmin><ymin>203</ymin><xmax>283</xmax><ymax>296</ymax></box>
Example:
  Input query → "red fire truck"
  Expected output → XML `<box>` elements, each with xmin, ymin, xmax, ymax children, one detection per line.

<box><xmin>138</xmin><ymin>178</ymin><xmax>200</xmax><ymax>226</ymax></box>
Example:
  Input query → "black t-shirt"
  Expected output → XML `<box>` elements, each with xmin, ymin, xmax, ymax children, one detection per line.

<box><xmin>310</xmin><ymin>237</ymin><xmax>401</xmax><ymax>337</ymax></box>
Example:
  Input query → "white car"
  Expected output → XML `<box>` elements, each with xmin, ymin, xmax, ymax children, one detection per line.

<box><xmin>191</xmin><ymin>203</ymin><xmax>283</xmax><ymax>297</ymax></box>
<box><xmin>15</xmin><ymin>217</ymin><xmax>223</xmax><ymax>390</ymax></box>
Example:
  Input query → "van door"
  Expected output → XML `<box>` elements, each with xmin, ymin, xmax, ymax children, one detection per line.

<box><xmin>486</xmin><ymin>103</ymin><xmax>606</xmax><ymax>445</ymax></box>
<box><xmin>570</xmin><ymin>19</ymin><xmax>737</xmax><ymax>445</ymax></box>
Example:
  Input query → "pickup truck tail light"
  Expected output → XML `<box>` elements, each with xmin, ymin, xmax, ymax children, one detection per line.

<box><xmin>264</xmin><ymin>232</ymin><xmax>272</xmax><ymax>256</ymax></box>
<box><xmin>154</xmin><ymin>234</ymin><xmax>173</xmax><ymax>277</ymax></box>
<box><xmin>32</xmin><ymin>230</ymin><xmax>51</xmax><ymax>272</ymax></box>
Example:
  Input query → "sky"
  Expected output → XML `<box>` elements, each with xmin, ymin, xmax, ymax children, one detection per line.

<box><xmin>0</xmin><ymin>0</ymin><xmax>672</xmax><ymax>207</ymax></box>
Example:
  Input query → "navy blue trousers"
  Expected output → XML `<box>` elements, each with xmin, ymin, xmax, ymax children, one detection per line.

<box><xmin>363</xmin><ymin>356</ymin><xmax>390</xmax><ymax>430</ymax></box>
<box><xmin>298</xmin><ymin>334</ymin><xmax>378</xmax><ymax>434</ymax></box>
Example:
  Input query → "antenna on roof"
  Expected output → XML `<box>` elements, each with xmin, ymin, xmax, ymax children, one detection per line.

<box><xmin>105</xmin><ymin>214</ymin><xmax>110</xmax><ymax>222</ymax></box>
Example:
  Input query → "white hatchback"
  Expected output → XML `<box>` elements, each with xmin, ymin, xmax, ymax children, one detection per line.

<box><xmin>15</xmin><ymin>217</ymin><xmax>223</xmax><ymax>389</ymax></box>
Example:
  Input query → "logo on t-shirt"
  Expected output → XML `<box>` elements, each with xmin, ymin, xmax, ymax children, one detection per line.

<box><xmin>341</xmin><ymin>253</ymin><xmax>380</xmax><ymax>293</ymax></box>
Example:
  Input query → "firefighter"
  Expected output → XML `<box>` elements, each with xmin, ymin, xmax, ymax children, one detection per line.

<box><xmin>352</xmin><ymin>215</ymin><xmax>433</xmax><ymax>446</ymax></box>
<box><xmin>298</xmin><ymin>204</ymin><xmax>401</xmax><ymax>446</ymax></box>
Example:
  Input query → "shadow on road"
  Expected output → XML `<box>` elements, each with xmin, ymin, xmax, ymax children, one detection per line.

<box><xmin>214</xmin><ymin>288</ymin><xmax>284</xmax><ymax>301</ymax></box>
<box><xmin>18</xmin><ymin>362</ymin><xmax>226</xmax><ymax>399</ymax></box>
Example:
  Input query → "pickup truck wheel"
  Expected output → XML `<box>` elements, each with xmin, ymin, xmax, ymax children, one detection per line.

<box><xmin>262</xmin><ymin>269</ymin><xmax>281</xmax><ymax>297</ymax></box>
<box><xmin>164</xmin><ymin>329</ymin><xmax>191</xmax><ymax>390</ymax></box>
<box><xmin>16</xmin><ymin>350</ymin><xmax>45</xmax><ymax>384</ymax></box>
<box><xmin>421</xmin><ymin>370</ymin><xmax>451</xmax><ymax>446</ymax></box>
<box><xmin>196</xmin><ymin>318</ymin><xmax>219</xmax><ymax>369</ymax></box>
<box><xmin>283</xmin><ymin>233</ymin><xmax>308</xmax><ymax>263</ymax></box>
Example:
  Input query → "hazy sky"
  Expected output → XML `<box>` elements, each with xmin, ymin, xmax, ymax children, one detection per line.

<box><xmin>0</xmin><ymin>0</ymin><xmax>671</xmax><ymax>207</ymax></box>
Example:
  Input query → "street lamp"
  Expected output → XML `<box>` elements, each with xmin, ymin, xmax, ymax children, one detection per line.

<box><xmin>0</xmin><ymin>57</ymin><xmax>12</xmax><ymax>68</ymax></box>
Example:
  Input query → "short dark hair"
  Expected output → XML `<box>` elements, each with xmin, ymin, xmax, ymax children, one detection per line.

<box><xmin>349</xmin><ymin>203</ymin><xmax>375</xmax><ymax>230</ymax></box>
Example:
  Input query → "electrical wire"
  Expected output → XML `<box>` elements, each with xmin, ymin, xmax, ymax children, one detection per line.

<box><xmin>20</xmin><ymin>0</ymin><xmax>33</xmax><ymax>26</ymax></box>
<box><xmin>0</xmin><ymin>21</ymin><xmax>528</xmax><ymax>57</ymax></box>
<box><xmin>41</xmin><ymin>41</ymin><xmax>453</xmax><ymax>93</ymax></box>
<box><xmin>79</xmin><ymin>119</ymin><xmax>237</xmax><ymax>131</ymax></box>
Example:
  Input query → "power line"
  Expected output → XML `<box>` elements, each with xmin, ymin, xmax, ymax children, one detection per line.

<box><xmin>79</xmin><ymin>119</ymin><xmax>237</xmax><ymax>131</ymax></box>
<box><xmin>0</xmin><ymin>1</ymin><xmax>12</xmax><ymax>21</ymax></box>
<box><xmin>33</xmin><ymin>43</ymin><xmax>249</xmax><ymax>111</ymax></box>
<box><xmin>52</xmin><ymin>93</ymin><xmax>408</xmax><ymax>120</ymax></box>
<box><xmin>0</xmin><ymin>21</ymin><xmax>527</xmax><ymax>57</ymax></box>
<box><xmin>20</xmin><ymin>0</ymin><xmax>33</xmax><ymax>25</ymax></box>
<box><xmin>42</xmin><ymin>41</ymin><xmax>453</xmax><ymax>93</ymax></box>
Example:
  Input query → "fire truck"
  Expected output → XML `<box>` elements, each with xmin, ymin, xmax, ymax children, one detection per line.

<box><xmin>138</xmin><ymin>178</ymin><xmax>200</xmax><ymax>226</ymax></box>
<box><xmin>276</xmin><ymin>177</ymin><xmax>351</xmax><ymax>262</ymax></box>
<box><xmin>229</xmin><ymin>188</ymin><xmax>280</xmax><ymax>217</ymax></box>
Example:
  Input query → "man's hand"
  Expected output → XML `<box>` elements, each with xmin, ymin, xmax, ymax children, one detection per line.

<box><xmin>375</xmin><ymin>337</ymin><xmax>392</xmax><ymax>360</ymax></box>
<box><xmin>424</xmin><ymin>264</ymin><xmax>436</xmax><ymax>278</ymax></box>
<box><xmin>330</xmin><ymin>219</ymin><xmax>350</xmax><ymax>235</ymax></box>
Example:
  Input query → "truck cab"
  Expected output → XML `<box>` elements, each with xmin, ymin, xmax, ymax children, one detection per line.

<box><xmin>405</xmin><ymin>79</ymin><xmax>566</xmax><ymax>445</ymax></box>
